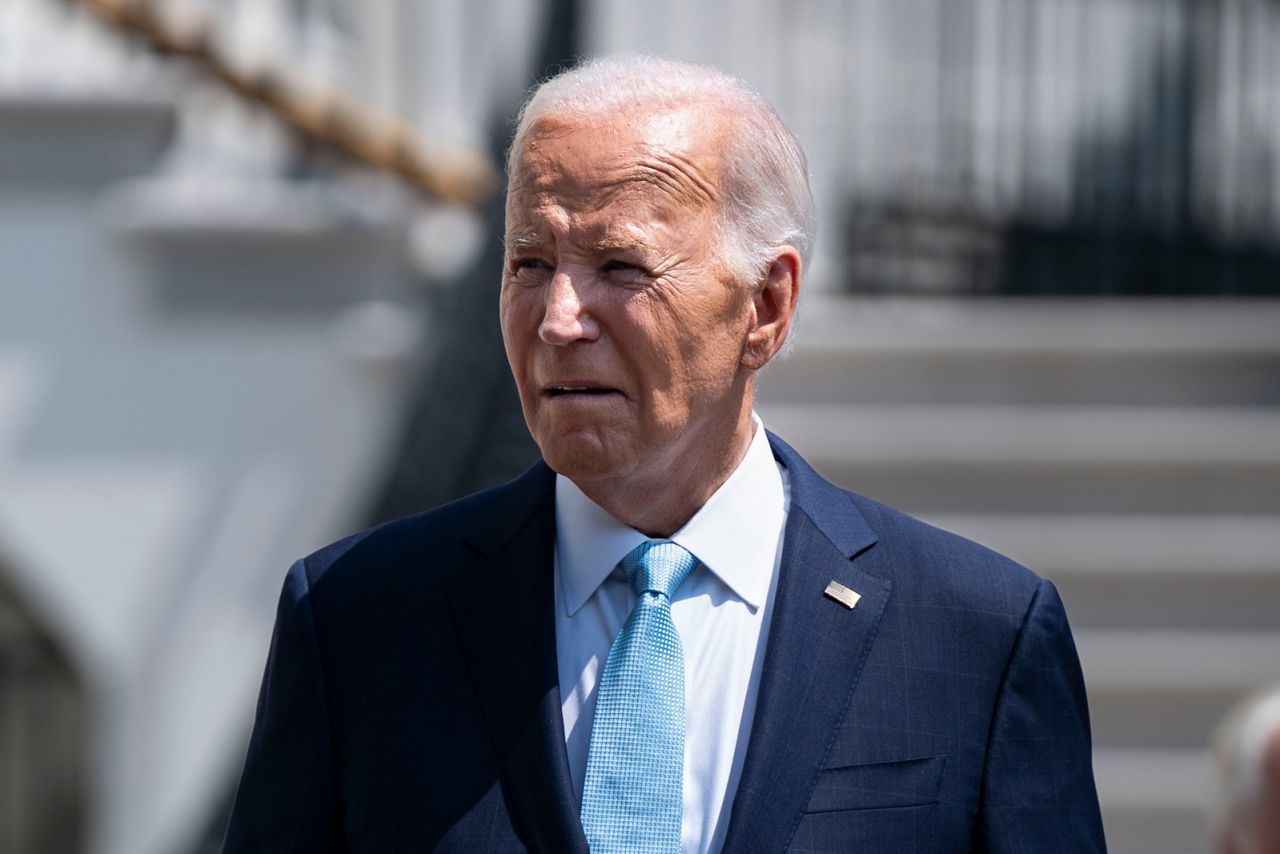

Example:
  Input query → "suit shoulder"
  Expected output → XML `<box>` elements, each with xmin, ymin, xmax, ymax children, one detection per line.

<box><xmin>295</xmin><ymin>461</ymin><xmax>553</xmax><ymax>596</ymax></box>
<box><xmin>769</xmin><ymin>429</ymin><xmax>1044</xmax><ymax>619</ymax></box>
<box><xmin>846</xmin><ymin>491</ymin><xmax>1045</xmax><ymax>616</ymax></box>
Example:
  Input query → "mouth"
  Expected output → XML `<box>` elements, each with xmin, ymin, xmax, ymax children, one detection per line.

<box><xmin>542</xmin><ymin>384</ymin><xmax>624</xmax><ymax>399</ymax></box>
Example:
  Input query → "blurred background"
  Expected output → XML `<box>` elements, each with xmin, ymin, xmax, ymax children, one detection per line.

<box><xmin>1</xmin><ymin>0</ymin><xmax>1278</xmax><ymax>852</ymax></box>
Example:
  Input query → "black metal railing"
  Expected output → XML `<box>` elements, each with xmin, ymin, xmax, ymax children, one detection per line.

<box><xmin>827</xmin><ymin>0</ymin><xmax>1280</xmax><ymax>295</ymax></box>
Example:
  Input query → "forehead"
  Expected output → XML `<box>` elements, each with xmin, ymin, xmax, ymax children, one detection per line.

<box><xmin>505</xmin><ymin>107</ymin><xmax>728</xmax><ymax>235</ymax></box>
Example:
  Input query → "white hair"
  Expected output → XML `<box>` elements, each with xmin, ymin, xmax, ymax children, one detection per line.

<box><xmin>1212</xmin><ymin>686</ymin><xmax>1280</xmax><ymax>851</ymax></box>
<box><xmin>507</xmin><ymin>55</ymin><xmax>816</xmax><ymax>286</ymax></box>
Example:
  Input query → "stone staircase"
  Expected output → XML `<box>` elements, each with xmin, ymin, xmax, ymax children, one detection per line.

<box><xmin>756</xmin><ymin>296</ymin><xmax>1280</xmax><ymax>854</ymax></box>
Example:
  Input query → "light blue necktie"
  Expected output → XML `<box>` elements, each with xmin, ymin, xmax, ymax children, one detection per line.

<box><xmin>580</xmin><ymin>540</ymin><xmax>699</xmax><ymax>854</ymax></box>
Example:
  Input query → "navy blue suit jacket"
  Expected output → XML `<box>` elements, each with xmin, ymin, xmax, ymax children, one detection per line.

<box><xmin>223</xmin><ymin>433</ymin><xmax>1106</xmax><ymax>852</ymax></box>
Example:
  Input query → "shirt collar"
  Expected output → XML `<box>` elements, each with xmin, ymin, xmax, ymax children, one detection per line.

<box><xmin>556</xmin><ymin>415</ymin><xmax>786</xmax><ymax>616</ymax></box>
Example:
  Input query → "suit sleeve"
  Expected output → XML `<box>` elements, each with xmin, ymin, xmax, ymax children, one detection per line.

<box><xmin>222</xmin><ymin>559</ymin><xmax>345</xmax><ymax>853</ymax></box>
<box><xmin>972</xmin><ymin>578</ymin><xmax>1108</xmax><ymax>853</ymax></box>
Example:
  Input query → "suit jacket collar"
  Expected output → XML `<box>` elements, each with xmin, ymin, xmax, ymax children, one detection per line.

<box><xmin>765</xmin><ymin>431</ymin><xmax>878</xmax><ymax>557</ymax></box>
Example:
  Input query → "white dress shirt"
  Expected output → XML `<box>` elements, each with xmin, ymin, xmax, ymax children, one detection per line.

<box><xmin>554</xmin><ymin>416</ymin><xmax>790</xmax><ymax>854</ymax></box>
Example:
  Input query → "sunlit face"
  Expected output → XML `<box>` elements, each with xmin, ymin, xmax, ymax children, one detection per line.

<box><xmin>499</xmin><ymin>107</ymin><xmax>757</xmax><ymax>488</ymax></box>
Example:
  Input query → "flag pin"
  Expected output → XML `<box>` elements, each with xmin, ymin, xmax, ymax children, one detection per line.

<box><xmin>823</xmin><ymin>580</ymin><xmax>861</xmax><ymax>609</ymax></box>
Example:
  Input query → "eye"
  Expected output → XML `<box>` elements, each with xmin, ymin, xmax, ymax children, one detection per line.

<box><xmin>602</xmin><ymin>259</ymin><xmax>646</xmax><ymax>276</ymax></box>
<box><xmin>511</xmin><ymin>257</ymin><xmax>550</xmax><ymax>274</ymax></box>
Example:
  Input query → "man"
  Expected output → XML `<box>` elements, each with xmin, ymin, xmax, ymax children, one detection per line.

<box><xmin>1213</xmin><ymin>687</ymin><xmax>1280</xmax><ymax>854</ymax></box>
<box><xmin>223</xmin><ymin>56</ymin><xmax>1106</xmax><ymax>853</ymax></box>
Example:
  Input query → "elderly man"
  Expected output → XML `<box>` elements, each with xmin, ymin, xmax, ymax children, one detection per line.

<box><xmin>223</xmin><ymin>56</ymin><xmax>1106</xmax><ymax>853</ymax></box>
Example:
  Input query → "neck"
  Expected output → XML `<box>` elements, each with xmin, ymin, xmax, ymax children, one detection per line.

<box><xmin>574</xmin><ymin>396</ymin><xmax>757</xmax><ymax>538</ymax></box>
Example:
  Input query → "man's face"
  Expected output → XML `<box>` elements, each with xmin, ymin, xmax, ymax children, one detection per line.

<box><xmin>500</xmin><ymin>107</ymin><xmax>756</xmax><ymax>487</ymax></box>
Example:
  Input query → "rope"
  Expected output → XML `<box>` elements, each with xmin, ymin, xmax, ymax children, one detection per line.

<box><xmin>68</xmin><ymin>0</ymin><xmax>498</xmax><ymax>207</ymax></box>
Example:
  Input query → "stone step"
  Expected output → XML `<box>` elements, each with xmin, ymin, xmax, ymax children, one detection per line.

<box><xmin>759</xmin><ymin>404</ymin><xmax>1280</xmax><ymax>466</ymax></box>
<box><xmin>1076</xmin><ymin>631</ymin><xmax>1280</xmax><ymax>750</ymax></box>
<box><xmin>0</xmin><ymin>91</ymin><xmax>175</xmax><ymax>188</ymax></box>
<box><xmin>1079</xmin><ymin>632</ymin><xmax>1280</xmax><ymax>694</ymax></box>
<box><xmin>921</xmin><ymin>514</ymin><xmax>1280</xmax><ymax>630</ymax></box>
<box><xmin>757</xmin><ymin>404</ymin><xmax>1280</xmax><ymax>513</ymax></box>
<box><xmin>1094</xmin><ymin>749</ymin><xmax>1211</xmax><ymax>854</ymax></box>
<box><xmin>762</xmin><ymin>297</ymin><xmax>1280</xmax><ymax>407</ymax></box>
<box><xmin>103</xmin><ymin>177</ymin><xmax>414</xmax><ymax>315</ymax></box>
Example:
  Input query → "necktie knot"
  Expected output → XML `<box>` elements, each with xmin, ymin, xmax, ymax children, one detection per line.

<box><xmin>619</xmin><ymin>540</ymin><xmax>698</xmax><ymax>600</ymax></box>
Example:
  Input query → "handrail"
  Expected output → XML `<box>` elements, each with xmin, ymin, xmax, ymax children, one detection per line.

<box><xmin>66</xmin><ymin>0</ymin><xmax>499</xmax><ymax>208</ymax></box>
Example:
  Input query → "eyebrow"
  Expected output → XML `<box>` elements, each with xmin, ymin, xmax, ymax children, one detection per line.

<box><xmin>504</xmin><ymin>231</ymin><xmax>543</xmax><ymax>252</ymax></box>
<box><xmin>503</xmin><ymin>231</ymin><xmax>653</xmax><ymax>254</ymax></box>
<box><xmin>589</xmin><ymin>235</ymin><xmax>652</xmax><ymax>253</ymax></box>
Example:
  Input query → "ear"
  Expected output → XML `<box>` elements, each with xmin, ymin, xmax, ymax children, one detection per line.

<box><xmin>742</xmin><ymin>246</ymin><xmax>801</xmax><ymax>371</ymax></box>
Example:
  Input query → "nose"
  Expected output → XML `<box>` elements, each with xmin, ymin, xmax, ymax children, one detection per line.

<box><xmin>538</xmin><ymin>269</ymin><xmax>599</xmax><ymax>345</ymax></box>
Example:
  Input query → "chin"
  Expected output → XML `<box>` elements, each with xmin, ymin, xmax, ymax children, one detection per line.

<box><xmin>537</xmin><ymin>431</ymin><xmax>631</xmax><ymax>482</ymax></box>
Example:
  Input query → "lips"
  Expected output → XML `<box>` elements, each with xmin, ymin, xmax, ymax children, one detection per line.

<box><xmin>542</xmin><ymin>383</ymin><xmax>624</xmax><ymax>398</ymax></box>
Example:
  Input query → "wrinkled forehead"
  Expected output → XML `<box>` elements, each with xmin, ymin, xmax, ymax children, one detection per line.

<box><xmin>505</xmin><ymin>106</ymin><xmax>729</xmax><ymax>229</ymax></box>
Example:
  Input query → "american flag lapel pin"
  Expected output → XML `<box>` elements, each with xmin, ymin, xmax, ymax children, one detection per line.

<box><xmin>823</xmin><ymin>580</ymin><xmax>861</xmax><ymax>610</ymax></box>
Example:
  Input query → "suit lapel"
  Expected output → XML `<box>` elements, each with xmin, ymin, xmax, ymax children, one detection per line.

<box><xmin>446</xmin><ymin>462</ymin><xmax>589</xmax><ymax>853</ymax></box>
<box><xmin>720</xmin><ymin>434</ymin><xmax>891</xmax><ymax>853</ymax></box>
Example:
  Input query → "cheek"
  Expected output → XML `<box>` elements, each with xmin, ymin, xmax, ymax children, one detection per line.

<box><xmin>638</xmin><ymin>332</ymin><xmax>743</xmax><ymax>424</ymax></box>
<box><xmin>632</xmin><ymin>289</ymin><xmax>746</xmax><ymax>383</ymax></box>
<box><xmin>676</xmin><ymin>310</ymin><xmax>749</xmax><ymax>381</ymax></box>
<box><xmin>499</xmin><ymin>289</ymin><xmax>539</xmax><ymax>359</ymax></box>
